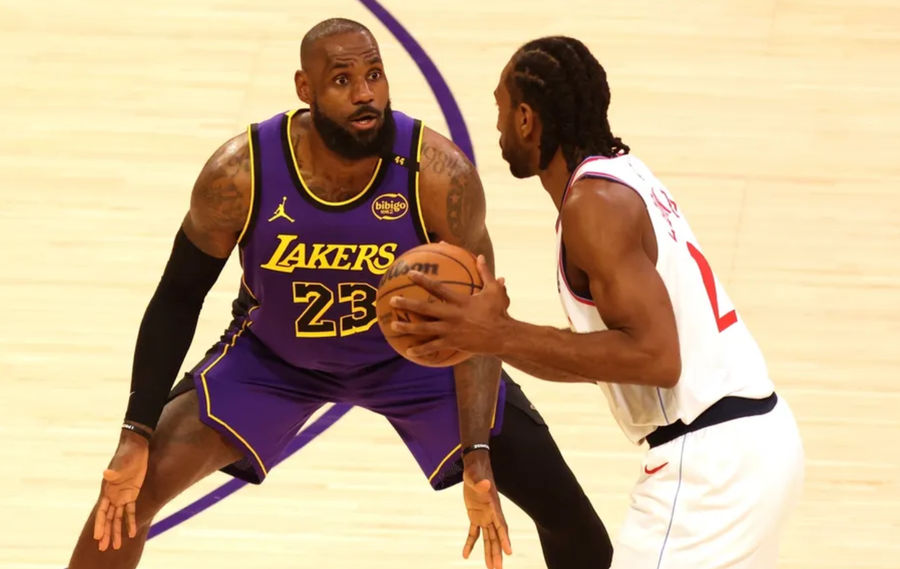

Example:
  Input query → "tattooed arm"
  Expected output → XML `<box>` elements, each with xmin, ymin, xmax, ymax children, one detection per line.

<box><xmin>183</xmin><ymin>132</ymin><xmax>253</xmax><ymax>256</ymax></box>
<box><xmin>418</xmin><ymin>128</ymin><xmax>511</xmax><ymax>568</ymax></box>
<box><xmin>419</xmin><ymin>127</ymin><xmax>500</xmax><ymax>458</ymax></box>
<box><xmin>93</xmin><ymin>133</ymin><xmax>253</xmax><ymax>552</ymax></box>
<box><xmin>126</xmin><ymin>131</ymin><xmax>252</xmax><ymax>431</ymax></box>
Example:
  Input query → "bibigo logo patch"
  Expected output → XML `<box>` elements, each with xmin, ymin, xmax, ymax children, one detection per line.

<box><xmin>372</xmin><ymin>193</ymin><xmax>409</xmax><ymax>221</ymax></box>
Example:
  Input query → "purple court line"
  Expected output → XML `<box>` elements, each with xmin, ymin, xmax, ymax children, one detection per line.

<box><xmin>147</xmin><ymin>403</ymin><xmax>352</xmax><ymax>539</ymax></box>
<box><xmin>358</xmin><ymin>0</ymin><xmax>476</xmax><ymax>164</ymax></box>
<box><xmin>137</xmin><ymin>1</ymin><xmax>475</xmax><ymax>544</ymax></box>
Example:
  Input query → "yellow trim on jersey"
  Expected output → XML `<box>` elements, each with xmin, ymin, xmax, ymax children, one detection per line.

<box><xmin>199</xmin><ymin>322</ymin><xmax>268</xmax><ymax>478</ymax></box>
<box><xmin>241</xmin><ymin>273</ymin><xmax>258</xmax><ymax>301</ymax></box>
<box><xmin>237</xmin><ymin>248</ymin><xmax>259</xmax><ymax>302</ymax></box>
<box><xmin>286</xmin><ymin>109</ymin><xmax>383</xmax><ymax>206</ymax></box>
<box><xmin>427</xmin><ymin>395</ymin><xmax>499</xmax><ymax>483</ymax></box>
<box><xmin>414</xmin><ymin>123</ymin><xmax>431</xmax><ymax>243</ymax></box>
<box><xmin>428</xmin><ymin>443</ymin><xmax>462</xmax><ymax>482</ymax></box>
<box><xmin>236</xmin><ymin>125</ymin><xmax>256</xmax><ymax>245</ymax></box>
<box><xmin>246</xmin><ymin>304</ymin><xmax>260</xmax><ymax>326</ymax></box>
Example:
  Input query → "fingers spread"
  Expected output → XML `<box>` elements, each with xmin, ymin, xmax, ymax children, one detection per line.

<box><xmin>487</xmin><ymin>523</ymin><xmax>503</xmax><ymax>569</ymax></box>
<box><xmin>463</xmin><ymin>524</ymin><xmax>480</xmax><ymax>559</ymax></box>
<box><xmin>408</xmin><ymin>271</ymin><xmax>466</xmax><ymax>303</ymax></box>
<box><xmin>389</xmin><ymin>296</ymin><xmax>450</xmax><ymax>319</ymax></box>
<box><xmin>390</xmin><ymin>319</ymin><xmax>446</xmax><ymax>337</ymax></box>
<box><xmin>498</xmin><ymin>520</ymin><xmax>512</xmax><ymax>555</ymax></box>
<box><xmin>126</xmin><ymin>502</ymin><xmax>138</xmax><ymax>538</ymax></box>
<box><xmin>482</xmin><ymin>526</ymin><xmax>496</xmax><ymax>569</ymax></box>
<box><xmin>406</xmin><ymin>339</ymin><xmax>448</xmax><ymax>358</ymax></box>
<box><xmin>113</xmin><ymin>506</ymin><xmax>124</xmax><ymax>550</ymax></box>
<box><xmin>475</xmin><ymin>255</ymin><xmax>497</xmax><ymax>286</ymax></box>
<box><xmin>93</xmin><ymin>497</ymin><xmax>110</xmax><ymax>540</ymax></box>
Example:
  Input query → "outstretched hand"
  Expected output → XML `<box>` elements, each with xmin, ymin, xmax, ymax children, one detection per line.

<box><xmin>93</xmin><ymin>431</ymin><xmax>149</xmax><ymax>551</ymax></box>
<box><xmin>390</xmin><ymin>254</ymin><xmax>511</xmax><ymax>357</ymax></box>
<box><xmin>461</xmin><ymin>456</ymin><xmax>512</xmax><ymax>569</ymax></box>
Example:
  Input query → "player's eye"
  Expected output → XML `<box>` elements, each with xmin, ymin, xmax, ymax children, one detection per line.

<box><xmin>334</xmin><ymin>75</ymin><xmax>349</xmax><ymax>86</ymax></box>
<box><xmin>368</xmin><ymin>70</ymin><xmax>382</xmax><ymax>81</ymax></box>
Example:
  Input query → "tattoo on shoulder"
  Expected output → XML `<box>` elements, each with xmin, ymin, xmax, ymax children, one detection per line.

<box><xmin>195</xmin><ymin>140</ymin><xmax>251</xmax><ymax>231</ymax></box>
<box><xmin>421</xmin><ymin>141</ymin><xmax>479</xmax><ymax>241</ymax></box>
<box><xmin>446</xmin><ymin>164</ymin><xmax>476</xmax><ymax>241</ymax></box>
<box><xmin>421</xmin><ymin>141</ymin><xmax>465</xmax><ymax>177</ymax></box>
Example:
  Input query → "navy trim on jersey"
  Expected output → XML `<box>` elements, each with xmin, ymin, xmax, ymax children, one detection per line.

<box><xmin>646</xmin><ymin>393</ymin><xmax>778</xmax><ymax>448</ymax></box>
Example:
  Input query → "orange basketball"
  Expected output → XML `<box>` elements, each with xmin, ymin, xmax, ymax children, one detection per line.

<box><xmin>376</xmin><ymin>242</ymin><xmax>484</xmax><ymax>367</ymax></box>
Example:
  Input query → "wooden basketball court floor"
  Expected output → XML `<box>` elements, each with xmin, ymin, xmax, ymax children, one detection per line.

<box><xmin>1</xmin><ymin>0</ymin><xmax>898</xmax><ymax>567</ymax></box>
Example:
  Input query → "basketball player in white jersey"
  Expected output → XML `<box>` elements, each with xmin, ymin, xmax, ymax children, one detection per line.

<box><xmin>390</xmin><ymin>36</ymin><xmax>805</xmax><ymax>568</ymax></box>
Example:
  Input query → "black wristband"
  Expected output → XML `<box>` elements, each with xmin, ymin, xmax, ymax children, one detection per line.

<box><xmin>462</xmin><ymin>443</ymin><xmax>490</xmax><ymax>457</ymax></box>
<box><xmin>121</xmin><ymin>422</ymin><xmax>152</xmax><ymax>442</ymax></box>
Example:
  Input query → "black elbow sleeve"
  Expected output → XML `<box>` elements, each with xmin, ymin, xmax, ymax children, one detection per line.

<box><xmin>124</xmin><ymin>229</ymin><xmax>228</xmax><ymax>429</ymax></box>
<box><xmin>155</xmin><ymin>229</ymin><xmax>228</xmax><ymax>305</ymax></box>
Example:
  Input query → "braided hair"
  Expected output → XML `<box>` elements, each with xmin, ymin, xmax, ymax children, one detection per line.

<box><xmin>508</xmin><ymin>36</ymin><xmax>629</xmax><ymax>170</ymax></box>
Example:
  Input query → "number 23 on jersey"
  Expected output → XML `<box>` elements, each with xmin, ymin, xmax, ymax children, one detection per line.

<box><xmin>292</xmin><ymin>281</ymin><xmax>378</xmax><ymax>338</ymax></box>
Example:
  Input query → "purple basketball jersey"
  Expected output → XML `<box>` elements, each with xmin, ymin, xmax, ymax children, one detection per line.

<box><xmin>239</xmin><ymin>109</ymin><xmax>428</xmax><ymax>372</ymax></box>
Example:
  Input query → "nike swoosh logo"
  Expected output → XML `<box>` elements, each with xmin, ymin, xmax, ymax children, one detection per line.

<box><xmin>644</xmin><ymin>462</ymin><xmax>669</xmax><ymax>475</ymax></box>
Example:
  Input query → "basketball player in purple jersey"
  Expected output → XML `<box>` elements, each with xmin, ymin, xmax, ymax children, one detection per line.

<box><xmin>67</xmin><ymin>20</ymin><xmax>612</xmax><ymax>569</ymax></box>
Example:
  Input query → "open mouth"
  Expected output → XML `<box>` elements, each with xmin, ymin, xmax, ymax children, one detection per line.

<box><xmin>350</xmin><ymin>112</ymin><xmax>379</xmax><ymax>130</ymax></box>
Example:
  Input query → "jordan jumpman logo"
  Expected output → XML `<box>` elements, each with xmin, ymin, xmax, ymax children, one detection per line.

<box><xmin>268</xmin><ymin>196</ymin><xmax>295</xmax><ymax>223</ymax></box>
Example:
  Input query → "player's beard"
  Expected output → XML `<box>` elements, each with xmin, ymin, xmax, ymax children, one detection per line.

<box><xmin>502</xmin><ymin>139</ymin><xmax>533</xmax><ymax>179</ymax></box>
<box><xmin>499</xmin><ymin>110</ymin><xmax>535</xmax><ymax>178</ymax></box>
<box><xmin>312</xmin><ymin>101</ymin><xmax>395</xmax><ymax>160</ymax></box>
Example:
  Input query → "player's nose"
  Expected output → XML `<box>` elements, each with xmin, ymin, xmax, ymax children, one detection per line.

<box><xmin>351</xmin><ymin>78</ymin><xmax>375</xmax><ymax>105</ymax></box>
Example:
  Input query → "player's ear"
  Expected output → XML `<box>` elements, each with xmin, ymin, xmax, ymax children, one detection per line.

<box><xmin>295</xmin><ymin>70</ymin><xmax>312</xmax><ymax>104</ymax></box>
<box><xmin>517</xmin><ymin>102</ymin><xmax>537</xmax><ymax>140</ymax></box>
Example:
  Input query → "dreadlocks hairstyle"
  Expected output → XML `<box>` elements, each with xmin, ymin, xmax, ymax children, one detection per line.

<box><xmin>508</xmin><ymin>36</ymin><xmax>629</xmax><ymax>171</ymax></box>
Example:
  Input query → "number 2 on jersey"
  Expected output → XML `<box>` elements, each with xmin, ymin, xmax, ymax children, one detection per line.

<box><xmin>686</xmin><ymin>243</ymin><xmax>737</xmax><ymax>333</ymax></box>
<box><xmin>292</xmin><ymin>281</ymin><xmax>378</xmax><ymax>338</ymax></box>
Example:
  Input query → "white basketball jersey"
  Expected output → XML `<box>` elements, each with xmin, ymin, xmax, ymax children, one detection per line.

<box><xmin>556</xmin><ymin>154</ymin><xmax>775</xmax><ymax>444</ymax></box>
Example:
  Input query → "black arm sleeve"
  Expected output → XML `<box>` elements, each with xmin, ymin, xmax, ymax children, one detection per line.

<box><xmin>124</xmin><ymin>228</ymin><xmax>228</xmax><ymax>428</ymax></box>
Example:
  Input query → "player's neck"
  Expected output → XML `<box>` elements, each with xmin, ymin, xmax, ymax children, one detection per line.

<box><xmin>306</xmin><ymin>132</ymin><xmax>380</xmax><ymax>178</ymax></box>
<box><xmin>538</xmin><ymin>151</ymin><xmax>572</xmax><ymax>212</ymax></box>
<box><xmin>295</xmin><ymin>114</ymin><xmax>381</xmax><ymax>183</ymax></box>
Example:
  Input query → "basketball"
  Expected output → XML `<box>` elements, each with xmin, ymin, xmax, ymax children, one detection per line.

<box><xmin>376</xmin><ymin>242</ymin><xmax>484</xmax><ymax>367</ymax></box>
